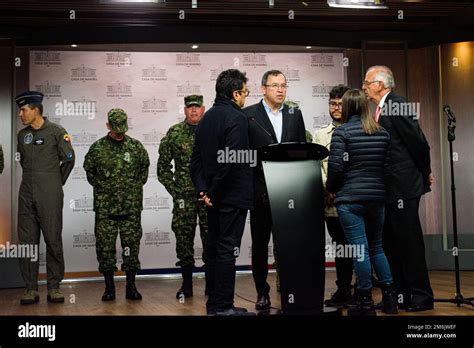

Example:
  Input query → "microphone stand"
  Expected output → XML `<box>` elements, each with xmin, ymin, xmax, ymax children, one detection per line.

<box><xmin>434</xmin><ymin>106</ymin><xmax>474</xmax><ymax>307</ymax></box>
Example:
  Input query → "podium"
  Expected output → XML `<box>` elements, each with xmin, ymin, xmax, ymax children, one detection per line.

<box><xmin>259</xmin><ymin>142</ymin><xmax>329</xmax><ymax>315</ymax></box>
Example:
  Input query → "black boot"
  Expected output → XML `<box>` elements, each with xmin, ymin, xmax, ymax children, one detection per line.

<box><xmin>126</xmin><ymin>271</ymin><xmax>142</xmax><ymax>300</ymax></box>
<box><xmin>176</xmin><ymin>265</ymin><xmax>193</xmax><ymax>299</ymax></box>
<box><xmin>381</xmin><ymin>283</ymin><xmax>399</xmax><ymax>314</ymax></box>
<box><xmin>101</xmin><ymin>271</ymin><xmax>115</xmax><ymax>301</ymax></box>
<box><xmin>347</xmin><ymin>288</ymin><xmax>376</xmax><ymax>316</ymax></box>
<box><xmin>324</xmin><ymin>286</ymin><xmax>352</xmax><ymax>308</ymax></box>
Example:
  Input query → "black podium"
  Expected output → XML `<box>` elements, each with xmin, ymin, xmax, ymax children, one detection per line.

<box><xmin>259</xmin><ymin>142</ymin><xmax>329</xmax><ymax>315</ymax></box>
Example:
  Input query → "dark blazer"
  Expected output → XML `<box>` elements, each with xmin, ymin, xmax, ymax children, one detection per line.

<box><xmin>327</xmin><ymin>114</ymin><xmax>391</xmax><ymax>204</ymax></box>
<box><xmin>189</xmin><ymin>97</ymin><xmax>253</xmax><ymax>210</ymax></box>
<box><xmin>379</xmin><ymin>92</ymin><xmax>431</xmax><ymax>203</ymax></box>
<box><xmin>242</xmin><ymin>100</ymin><xmax>306</xmax><ymax>200</ymax></box>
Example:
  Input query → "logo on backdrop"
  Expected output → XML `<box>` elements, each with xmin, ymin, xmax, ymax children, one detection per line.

<box><xmin>34</xmin><ymin>81</ymin><xmax>62</xmax><ymax>98</ymax></box>
<box><xmin>143</xmin><ymin>193</ymin><xmax>171</xmax><ymax>211</ymax></box>
<box><xmin>71</xmin><ymin>167</ymin><xmax>87</xmax><ymax>181</ymax></box>
<box><xmin>70</xmin><ymin>130</ymin><xmax>99</xmax><ymax>147</ymax></box>
<box><xmin>210</xmin><ymin>65</ymin><xmax>225</xmax><ymax>81</ymax></box>
<box><xmin>141</xmin><ymin>129</ymin><xmax>164</xmax><ymax>147</ymax></box>
<box><xmin>33</xmin><ymin>51</ymin><xmax>61</xmax><ymax>66</ymax></box>
<box><xmin>248</xmin><ymin>81</ymin><xmax>262</xmax><ymax>99</ymax></box>
<box><xmin>73</xmin><ymin>229</ymin><xmax>96</xmax><ymax>249</ymax></box>
<box><xmin>105</xmin><ymin>52</ymin><xmax>132</xmax><ymax>66</ymax></box>
<box><xmin>106</xmin><ymin>82</ymin><xmax>133</xmax><ymax>98</ymax></box>
<box><xmin>142</xmin><ymin>97</ymin><xmax>168</xmax><ymax>114</ymax></box>
<box><xmin>311</xmin><ymin>53</ymin><xmax>335</xmax><ymax>68</ymax></box>
<box><xmin>282</xmin><ymin>65</ymin><xmax>301</xmax><ymax>82</ymax></box>
<box><xmin>144</xmin><ymin>227</ymin><xmax>171</xmax><ymax>247</ymax></box>
<box><xmin>176</xmin><ymin>82</ymin><xmax>201</xmax><ymax>97</ymax></box>
<box><xmin>70</xmin><ymin>194</ymin><xmax>94</xmax><ymax>213</ymax></box>
<box><xmin>312</xmin><ymin>83</ymin><xmax>334</xmax><ymax>98</ymax></box>
<box><xmin>142</xmin><ymin>65</ymin><xmax>167</xmax><ymax>82</ymax></box>
<box><xmin>242</xmin><ymin>53</ymin><xmax>267</xmax><ymax>67</ymax></box>
<box><xmin>71</xmin><ymin>65</ymin><xmax>98</xmax><ymax>82</ymax></box>
<box><xmin>175</xmin><ymin>53</ymin><xmax>201</xmax><ymax>67</ymax></box>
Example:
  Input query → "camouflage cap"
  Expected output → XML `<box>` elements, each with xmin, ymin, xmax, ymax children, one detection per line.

<box><xmin>107</xmin><ymin>108</ymin><xmax>128</xmax><ymax>134</ymax></box>
<box><xmin>184</xmin><ymin>95</ymin><xmax>203</xmax><ymax>107</ymax></box>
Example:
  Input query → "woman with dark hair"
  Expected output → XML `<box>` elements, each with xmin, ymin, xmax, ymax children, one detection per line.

<box><xmin>327</xmin><ymin>89</ymin><xmax>398</xmax><ymax>316</ymax></box>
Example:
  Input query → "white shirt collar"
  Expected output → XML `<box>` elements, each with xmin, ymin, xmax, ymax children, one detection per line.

<box><xmin>262</xmin><ymin>98</ymin><xmax>283</xmax><ymax>114</ymax></box>
<box><xmin>377</xmin><ymin>91</ymin><xmax>390</xmax><ymax>109</ymax></box>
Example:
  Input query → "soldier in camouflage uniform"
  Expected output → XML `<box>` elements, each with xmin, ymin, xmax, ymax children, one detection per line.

<box><xmin>157</xmin><ymin>95</ymin><xmax>208</xmax><ymax>299</ymax></box>
<box><xmin>84</xmin><ymin>108</ymin><xmax>150</xmax><ymax>301</ymax></box>
<box><xmin>0</xmin><ymin>144</ymin><xmax>3</xmax><ymax>174</ymax></box>
<box><xmin>16</xmin><ymin>91</ymin><xmax>75</xmax><ymax>305</ymax></box>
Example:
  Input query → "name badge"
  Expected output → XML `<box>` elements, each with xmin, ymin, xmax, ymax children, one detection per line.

<box><xmin>34</xmin><ymin>139</ymin><xmax>45</xmax><ymax>145</ymax></box>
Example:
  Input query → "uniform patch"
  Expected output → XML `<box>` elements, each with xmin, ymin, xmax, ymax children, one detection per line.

<box><xmin>66</xmin><ymin>152</ymin><xmax>73</xmax><ymax>160</ymax></box>
<box><xmin>64</xmin><ymin>134</ymin><xmax>71</xmax><ymax>143</ymax></box>
<box><xmin>34</xmin><ymin>138</ymin><xmax>44</xmax><ymax>145</ymax></box>
<box><xmin>24</xmin><ymin>133</ymin><xmax>33</xmax><ymax>145</ymax></box>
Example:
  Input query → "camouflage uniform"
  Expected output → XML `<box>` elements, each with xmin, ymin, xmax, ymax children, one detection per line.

<box><xmin>158</xmin><ymin>119</ymin><xmax>208</xmax><ymax>267</ymax></box>
<box><xmin>84</xmin><ymin>109</ymin><xmax>150</xmax><ymax>273</ymax></box>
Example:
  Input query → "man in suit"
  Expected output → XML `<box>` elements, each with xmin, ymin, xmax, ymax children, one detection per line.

<box><xmin>243</xmin><ymin>70</ymin><xmax>306</xmax><ymax>310</ymax></box>
<box><xmin>363</xmin><ymin>65</ymin><xmax>434</xmax><ymax>312</ymax></box>
<box><xmin>189</xmin><ymin>69</ymin><xmax>255</xmax><ymax>316</ymax></box>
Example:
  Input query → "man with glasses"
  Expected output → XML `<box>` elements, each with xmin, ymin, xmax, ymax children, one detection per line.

<box><xmin>363</xmin><ymin>65</ymin><xmax>434</xmax><ymax>312</ymax></box>
<box><xmin>243</xmin><ymin>70</ymin><xmax>306</xmax><ymax>311</ymax></box>
<box><xmin>190</xmin><ymin>69</ymin><xmax>255</xmax><ymax>316</ymax></box>
<box><xmin>313</xmin><ymin>84</ymin><xmax>355</xmax><ymax>308</ymax></box>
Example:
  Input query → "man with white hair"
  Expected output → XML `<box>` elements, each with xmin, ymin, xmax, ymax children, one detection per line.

<box><xmin>363</xmin><ymin>65</ymin><xmax>434</xmax><ymax>312</ymax></box>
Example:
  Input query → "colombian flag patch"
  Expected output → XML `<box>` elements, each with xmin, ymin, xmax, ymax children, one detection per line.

<box><xmin>64</xmin><ymin>134</ymin><xmax>71</xmax><ymax>143</ymax></box>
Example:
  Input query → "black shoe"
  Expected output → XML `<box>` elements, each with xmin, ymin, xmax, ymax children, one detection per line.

<box><xmin>347</xmin><ymin>289</ymin><xmax>376</xmax><ymax>316</ymax></box>
<box><xmin>125</xmin><ymin>271</ymin><xmax>142</xmax><ymax>300</ymax></box>
<box><xmin>176</xmin><ymin>265</ymin><xmax>193</xmax><ymax>299</ymax></box>
<box><xmin>216</xmin><ymin>307</ymin><xmax>256</xmax><ymax>316</ymax></box>
<box><xmin>324</xmin><ymin>288</ymin><xmax>352</xmax><ymax>308</ymax></box>
<box><xmin>374</xmin><ymin>301</ymin><xmax>383</xmax><ymax>310</ymax></box>
<box><xmin>255</xmin><ymin>293</ymin><xmax>271</xmax><ymax>310</ymax></box>
<box><xmin>380</xmin><ymin>283</ymin><xmax>398</xmax><ymax>314</ymax></box>
<box><xmin>101</xmin><ymin>271</ymin><xmax>116</xmax><ymax>301</ymax></box>
<box><xmin>406</xmin><ymin>302</ymin><xmax>434</xmax><ymax>312</ymax></box>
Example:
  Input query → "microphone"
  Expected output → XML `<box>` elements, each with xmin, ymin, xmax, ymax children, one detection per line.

<box><xmin>443</xmin><ymin>105</ymin><xmax>456</xmax><ymax>123</ymax></box>
<box><xmin>249</xmin><ymin>117</ymin><xmax>273</xmax><ymax>138</ymax></box>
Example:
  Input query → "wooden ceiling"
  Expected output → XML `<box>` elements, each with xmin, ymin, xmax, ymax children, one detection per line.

<box><xmin>1</xmin><ymin>0</ymin><xmax>473</xmax><ymax>47</ymax></box>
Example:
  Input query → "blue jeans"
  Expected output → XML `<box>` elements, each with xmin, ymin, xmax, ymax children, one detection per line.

<box><xmin>336</xmin><ymin>201</ymin><xmax>393</xmax><ymax>291</ymax></box>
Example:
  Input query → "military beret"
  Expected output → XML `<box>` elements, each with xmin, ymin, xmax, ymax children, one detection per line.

<box><xmin>15</xmin><ymin>91</ymin><xmax>44</xmax><ymax>107</ymax></box>
<box><xmin>184</xmin><ymin>95</ymin><xmax>203</xmax><ymax>107</ymax></box>
<box><xmin>107</xmin><ymin>108</ymin><xmax>128</xmax><ymax>134</ymax></box>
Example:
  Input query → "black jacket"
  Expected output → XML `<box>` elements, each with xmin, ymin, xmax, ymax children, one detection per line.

<box><xmin>243</xmin><ymin>100</ymin><xmax>306</xmax><ymax>200</ymax></box>
<box><xmin>327</xmin><ymin>114</ymin><xmax>391</xmax><ymax>204</ymax></box>
<box><xmin>379</xmin><ymin>92</ymin><xmax>431</xmax><ymax>203</ymax></box>
<box><xmin>189</xmin><ymin>97</ymin><xmax>253</xmax><ymax>210</ymax></box>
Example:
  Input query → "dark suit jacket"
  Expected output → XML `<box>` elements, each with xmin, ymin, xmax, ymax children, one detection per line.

<box><xmin>189</xmin><ymin>97</ymin><xmax>253</xmax><ymax>210</ymax></box>
<box><xmin>379</xmin><ymin>91</ymin><xmax>432</xmax><ymax>203</ymax></box>
<box><xmin>242</xmin><ymin>100</ymin><xmax>306</xmax><ymax>200</ymax></box>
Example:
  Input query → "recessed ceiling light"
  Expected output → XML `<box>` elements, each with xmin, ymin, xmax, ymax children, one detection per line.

<box><xmin>191</xmin><ymin>45</ymin><xmax>199</xmax><ymax>49</ymax></box>
<box><xmin>306</xmin><ymin>46</ymin><xmax>312</xmax><ymax>49</ymax></box>
<box><xmin>71</xmin><ymin>44</ymin><xmax>78</xmax><ymax>48</ymax></box>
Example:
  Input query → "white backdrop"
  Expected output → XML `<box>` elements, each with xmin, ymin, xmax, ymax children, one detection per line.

<box><xmin>28</xmin><ymin>50</ymin><xmax>345</xmax><ymax>273</ymax></box>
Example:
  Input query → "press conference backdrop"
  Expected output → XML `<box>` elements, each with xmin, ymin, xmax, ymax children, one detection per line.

<box><xmin>24</xmin><ymin>50</ymin><xmax>345</xmax><ymax>274</ymax></box>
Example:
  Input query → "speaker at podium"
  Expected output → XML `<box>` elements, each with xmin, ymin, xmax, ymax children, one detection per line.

<box><xmin>258</xmin><ymin>142</ymin><xmax>336</xmax><ymax>315</ymax></box>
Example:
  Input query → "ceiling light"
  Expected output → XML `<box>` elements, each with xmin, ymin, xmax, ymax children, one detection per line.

<box><xmin>191</xmin><ymin>45</ymin><xmax>199</xmax><ymax>49</ymax></box>
<box><xmin>327</xmin><ymin>0</ymin><xmax>387</xmax><ymax>9</ymax></box>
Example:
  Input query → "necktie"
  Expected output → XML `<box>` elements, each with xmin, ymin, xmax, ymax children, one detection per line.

<box><xmin>375</xmin><ymin>105</ymin><xmax>382</xmax><ymax>123</ymax></box>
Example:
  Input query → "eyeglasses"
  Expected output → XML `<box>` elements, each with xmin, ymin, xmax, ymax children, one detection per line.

<box><xmin>264</xmin><ymin>84</ymin><xmax>288</xmax><ymax>90</ymax></box>
<box><xmin>362</xmin><ymin>80</ymin><xmax>381</xmax><ymax>87</ymax></box>
<box><xmin>329</xmin><ymin>101</ymin><xmax>343</xmax><ymax>109</ymax></box>
<box><xmin>237</xmin><ymin>89</ymin><xmax>250</xmax><ymax>97</ymax></box>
